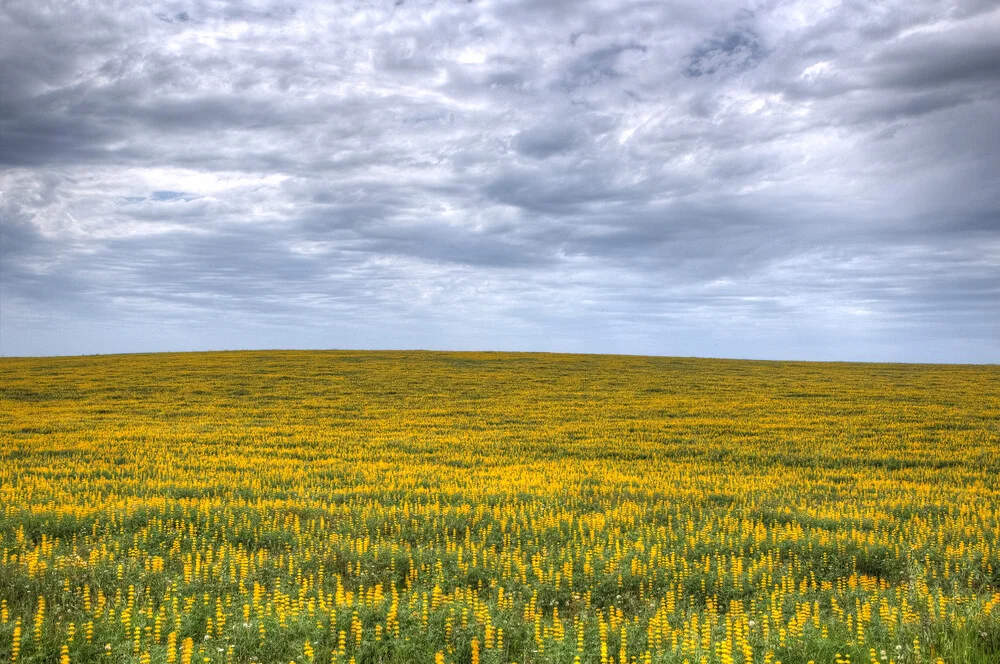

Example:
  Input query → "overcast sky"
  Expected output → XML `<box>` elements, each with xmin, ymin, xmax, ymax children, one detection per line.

<box><xmin>2</xmin><ymin>0</ymin><xmax>999</xmax><ymax>362</ymax></box>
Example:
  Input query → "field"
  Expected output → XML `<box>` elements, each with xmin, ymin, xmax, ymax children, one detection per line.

<box><xmin>1</xmin><ymin>350</ymin><xmax>999</xmax><ymax>664</ymax></box>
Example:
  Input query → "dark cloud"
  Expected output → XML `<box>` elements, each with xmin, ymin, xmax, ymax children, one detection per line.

<box><xmin>562</xmin><ymin>43</ymin><xmax>648</xmax><ymax>89</ymax></box>
<box><xmin>513</xmin><ymin>123</ymin><xmax>584</xmax><ymax>159</ymax></box>
<box><xmin>1</xmin><ymin>0</ymin><xmax>998</xmax><ymax>361</ymax></box>
<box><xmin>873</xmin><ymin>23</ymin><xmax>1000</xmax><ymax>89</ymax></box>
<box><xmin>686</xmin><ymin>27</ymin><xmax>765</xmax><ymax>77</ymax></box>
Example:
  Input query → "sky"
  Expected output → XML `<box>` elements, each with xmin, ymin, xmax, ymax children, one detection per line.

<box><xmin>2</xmin><ymin>0</ymin><xmax>999</xmax><ymax>362</ymax></box>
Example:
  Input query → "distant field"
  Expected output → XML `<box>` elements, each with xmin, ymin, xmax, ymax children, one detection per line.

<box><xmin>1</xmin><ymin>351</ymin><xmax>998</xmax><ymax>664</ymax></box>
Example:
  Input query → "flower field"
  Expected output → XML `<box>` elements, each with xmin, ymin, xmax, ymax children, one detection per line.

<box><xmin>1</xmin><ymin>350</ymin><xmax>998</xmax><ymax>664</ymax></box>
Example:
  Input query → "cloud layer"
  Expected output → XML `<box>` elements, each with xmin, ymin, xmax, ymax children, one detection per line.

<box><xmin>2</xmin><ymin>0</ymin><xmax>999</xmax><ymax>361</ymax></box>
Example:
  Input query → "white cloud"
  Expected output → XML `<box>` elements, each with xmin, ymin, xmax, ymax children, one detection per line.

<box><xmin>1</xmin><ymin>0</ymin><xmax>998</xmax><ymax>361</ymax></box>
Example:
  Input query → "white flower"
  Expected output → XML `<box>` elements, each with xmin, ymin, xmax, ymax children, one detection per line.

<box><xmin>105</xmin><ymin>644</ymin><xmax>112</xmax><ymax>651</ymax></box>
<box><xmin>748</xmin><ymin>620</ymin><xmax>755</xmax><ymax>627</ymax></box>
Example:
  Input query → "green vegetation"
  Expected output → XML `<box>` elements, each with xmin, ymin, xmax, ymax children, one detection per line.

<box><xmin>1</xmin><ymin>351</ymin><xmax>998</xmax><ymax>663</ymax></box>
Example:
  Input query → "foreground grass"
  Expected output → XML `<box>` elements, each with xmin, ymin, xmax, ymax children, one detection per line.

<box><xmin>1</xmin><ymin>350</ymin><xmax>998</xmax><ymax>664</ymax></box>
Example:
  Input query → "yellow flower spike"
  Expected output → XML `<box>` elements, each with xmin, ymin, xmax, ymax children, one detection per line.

<box><xmin>0</xmin><ymin>352</ymin><xmax>996</xmax><ymax>664</ymax></box>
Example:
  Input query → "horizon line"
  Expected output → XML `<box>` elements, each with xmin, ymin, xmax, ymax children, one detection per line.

<box><xmin>1</xmin><ymin>347</ymin><xmax>996</xmax><ymax>368</ymax></box>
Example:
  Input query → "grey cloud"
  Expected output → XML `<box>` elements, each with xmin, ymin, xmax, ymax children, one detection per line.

<box><xmin>686</xmin><ymin>27</ymin><xmax>765</xmax><ymax>77</ymax></box>
<box><xmin>481</xmin><ymin>164</ymin><xmax>637</xmax><ymax>215</ymax></box>
<box><xmin>872</xmin><ymin>28</ymin><xmax>1000</xmax><ymax>89</ymax></box>
<box><xmin>1</xmin><ymin>0</ymin><xmax>998</xmax><ymax>362</ymax></box>
<box><xmin>512</xmin><ymin>123</ymin><xmax>584</xmax><ymax>159</ymax></box>
<box><xmin>562</xmin><ymin>43</ymin><xmax>648</xmax><ymax>89</ymax></box>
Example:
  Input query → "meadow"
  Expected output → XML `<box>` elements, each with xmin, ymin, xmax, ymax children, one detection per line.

<box><xmin>1</xmin><ymin>350</ymin><xmax>998</xmax><ymax>664</ymax></box>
